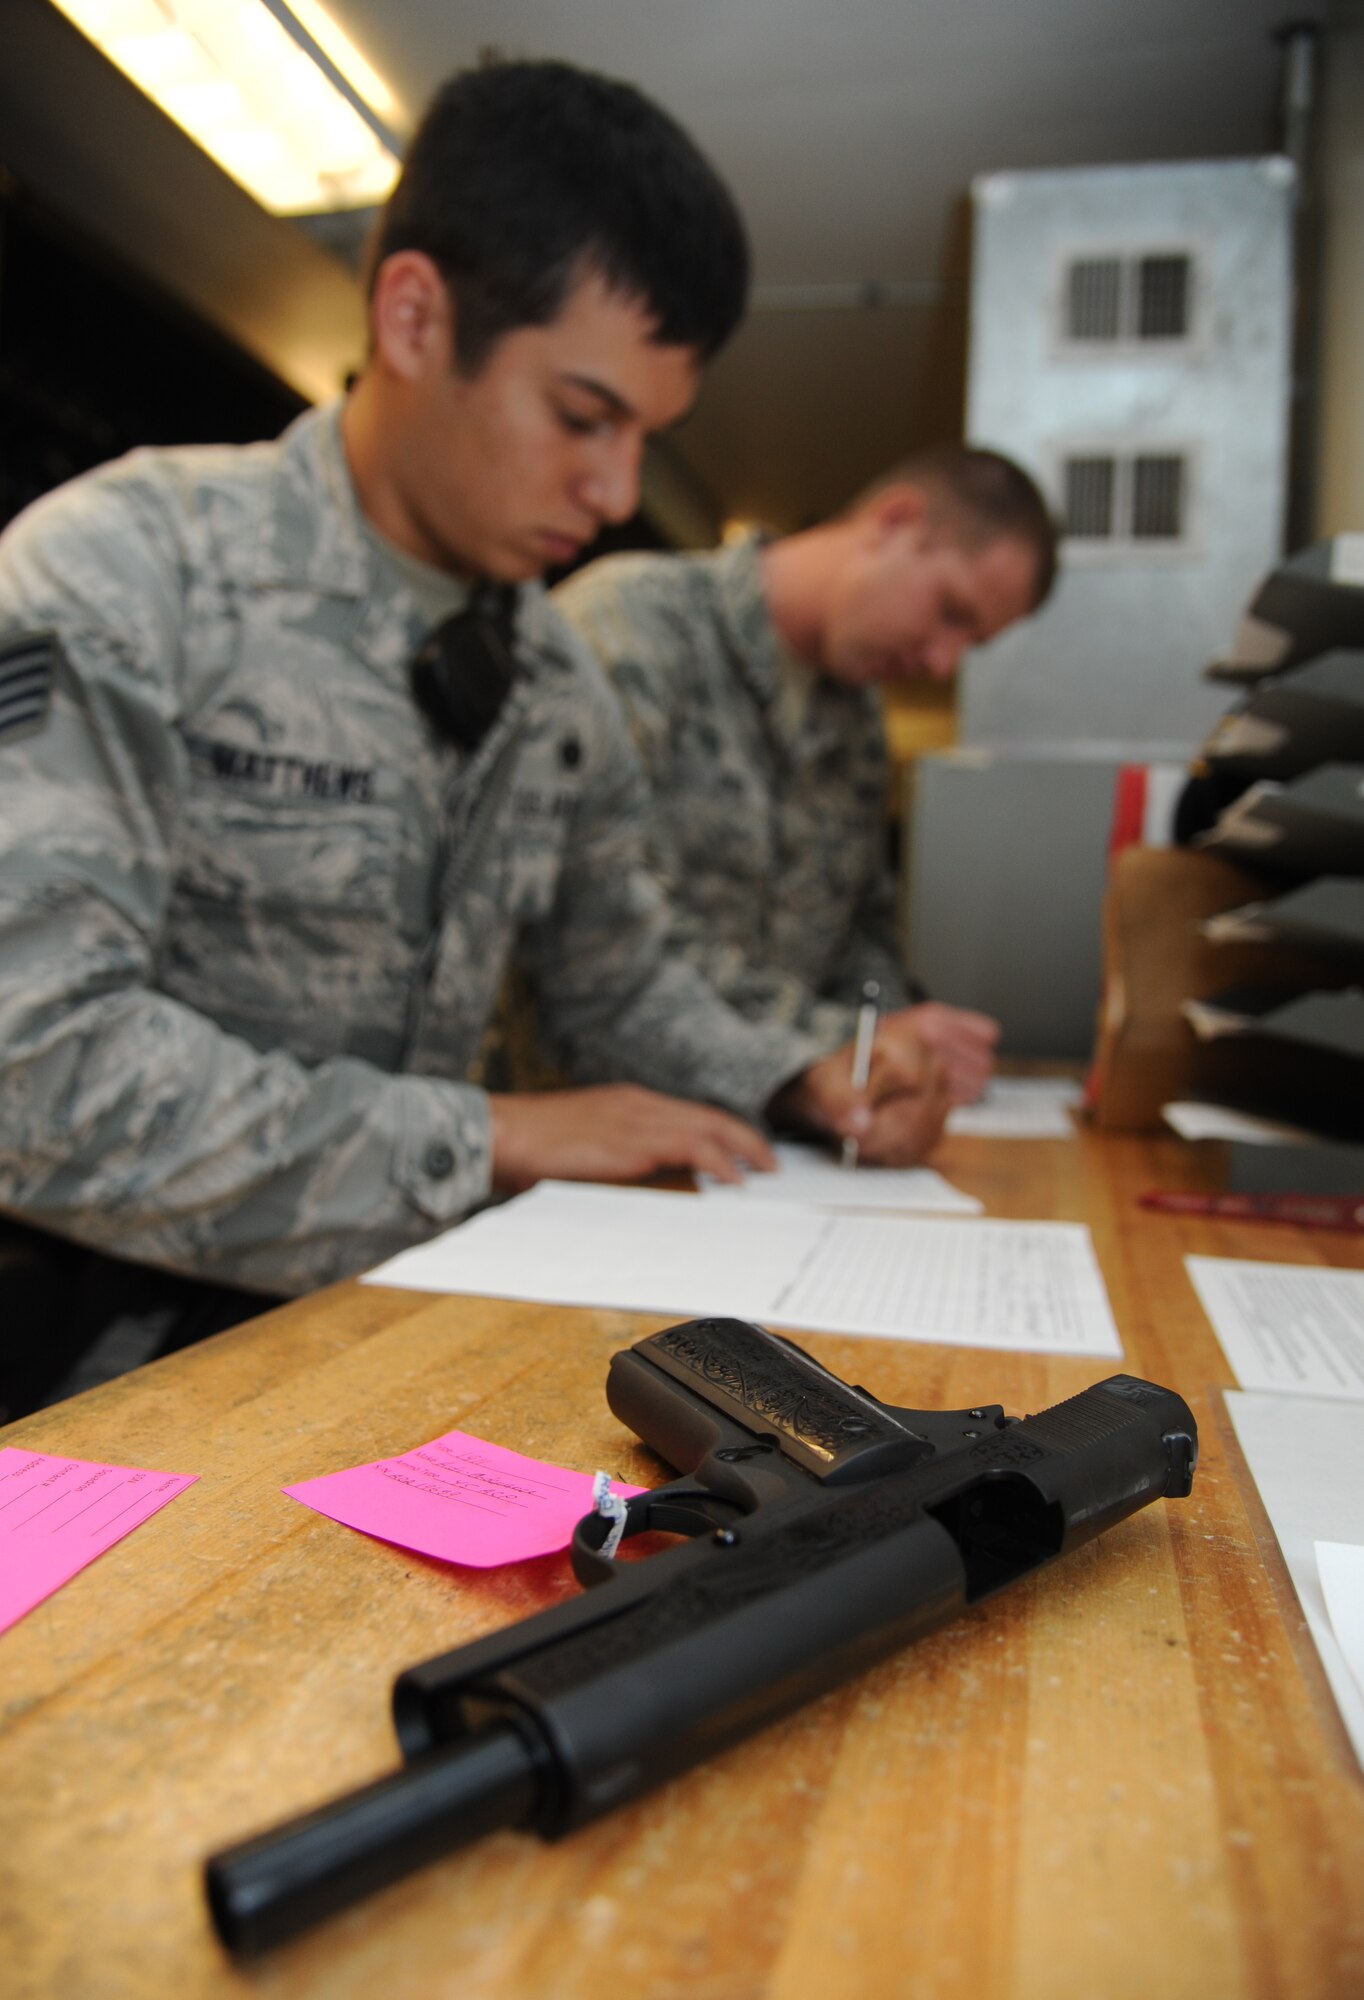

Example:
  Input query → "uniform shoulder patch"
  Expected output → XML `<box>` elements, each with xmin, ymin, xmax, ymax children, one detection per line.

<box><xmin>0</xmin><ymin>630</ymin><xmax>58</xmax><ymax>745</ymax></box>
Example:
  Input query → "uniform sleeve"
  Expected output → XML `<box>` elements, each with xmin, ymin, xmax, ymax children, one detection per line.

<box><xmin>624</xmin><ymin>804</ymin><xmax>912</xmax><ymax>1051</ymax></box>
<box><xmin>513</xmin><ymin>643</ymin><xmax>824</xmax><ymax>1121</ymax></box>
<box><xmin>644</xmin><ymin>914</ymin><xmax>905</xmax><ymax>1054</ymax></box>
<box><xmin>0</xmin><ymin>479</ymin><xmax>493</xmax><ymax>1296</ymax></box>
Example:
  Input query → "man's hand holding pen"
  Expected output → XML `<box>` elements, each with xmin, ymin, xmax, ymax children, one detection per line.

<box><xmin>769</xmin><ymin>1018</ymin><xmax>950</xmax><ymax>1166</ymax></box>
<box><xmin>896</xmin><ymin>1002</ymin><xmax>1000</xmax><ymax>1106</ymax></box>
<box><xmin>488</xmin><ymin>997</ymin><xmax>954</xmax><ymax>1199</ymax></box>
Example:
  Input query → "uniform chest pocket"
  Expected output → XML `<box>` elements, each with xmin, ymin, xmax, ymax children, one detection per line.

<box><xmin>163</xmin><ymin>790</ymin><xmax>410</xmax><ymax>1064</ymax></box>
<box><xmin>172</xmin><ymin>792</ymin><xmax>403</xmax><ymax>914</ymax></box>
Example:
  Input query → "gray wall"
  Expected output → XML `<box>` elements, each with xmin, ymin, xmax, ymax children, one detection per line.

<box><xmin>905</xmin><ymin>753</ymin><xmax>1126</xmax><ymax>1059</ymax></box>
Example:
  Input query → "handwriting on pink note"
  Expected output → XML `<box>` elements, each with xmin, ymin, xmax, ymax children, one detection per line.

<box><xmin>283</xmin><ymin>1429</ymin><xmax>645</xmax><ymax>1568</ymax></box>
<box><xmin>0</xmin><ymin>1448</ymin><xmax>198</xmax><ymax>1635</ymax></box>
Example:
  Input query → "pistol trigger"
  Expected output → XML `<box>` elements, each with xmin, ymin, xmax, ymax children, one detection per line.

<box><xmin>637</xmin><ymin>1484</ymin><xmax>743</xmax><ymax>1538</ymax></box>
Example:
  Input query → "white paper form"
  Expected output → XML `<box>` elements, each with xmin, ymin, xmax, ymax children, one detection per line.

<box><xmin>1225</xmin><ymin>1392</ymin><xmax>1364</xmax><ymax>1769</ymax></box>
<box><xmin>946</xmin><ymin>1077</ymin><xmax>1083</xmax><ymax>1139</ymax></box>
<box><xmin>1317</xmin><ymin>1543</ymin><xmax>1364</xmax><ymax>1707</ymax></box>
<box><xmin>1186</xmin><ymin>1257</ymin><xmax>1364</xmax><ymax>1398</ymax></box>
<box><xmin>699</xmin><ymin>1141</ymin><xmax>982</xmax><ymax>1214</ymax></box>
<box><xmin>364</xmin><ymin>1181</ymin><xmax>1123</xmax><ymax>1357</ymax></box>
<box><xmin>1162</xmin><ymin>1101</ymin><xmax>1319</xmax><ymax>1145</ymax></box>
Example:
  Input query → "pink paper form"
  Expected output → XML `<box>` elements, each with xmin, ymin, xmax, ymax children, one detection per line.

<box><xmin>0</xmin><ymin>1447</ymin><xmax>198</xmax><ymax>1634</ymax></box>
<box><xmin>284</xmin><ymin>1429</ymin><xmax>645</xmax><ymax>1568</ymax></box>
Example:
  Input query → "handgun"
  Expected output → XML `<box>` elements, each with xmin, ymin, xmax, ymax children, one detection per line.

<box><xmin>206</xmin><ymin>1316</ymin><xmax>1197</xmax><ymax>1955</ymax></box>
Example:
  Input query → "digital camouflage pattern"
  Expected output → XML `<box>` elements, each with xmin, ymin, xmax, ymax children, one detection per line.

<box><xmin>556</xmin><ymin>536</ymin><xmax>914</xmax><ymax>1054</ymax></box>
<box><xmin>0</xmin><ymin>408</ymin><xmax>821</xmax><ymax>1295</ymax></box>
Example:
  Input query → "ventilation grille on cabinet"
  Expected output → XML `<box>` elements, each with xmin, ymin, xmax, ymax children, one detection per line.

<box><xmin>1063</xmin><ymin>252</ymin><xmax>1194</xmax><ymax>344</ymax></box>
<box><xmin>1063</xmin><ymin>456</ymin><xmax>1116</xmax><ymax>538</ymax></box>
<box><xmin>1061</xmin><ymin>450</ymin><xmax>1190</xmax><ymax>547</ymax></box>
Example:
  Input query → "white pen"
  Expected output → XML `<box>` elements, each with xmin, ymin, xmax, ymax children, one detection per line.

<box><xmin>840</xmin><ymin>980</ymin><xmax>880</xmax><ymax>1170</ymax></box>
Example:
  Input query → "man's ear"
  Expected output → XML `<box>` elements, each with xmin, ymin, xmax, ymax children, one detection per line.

<box><xmin>863</xmin><ymin>481</ymin><xmax>929</xmax><ymax>545</ymax></box>
<box><xmin>369</xmin><ymin>251</ymin><xmax>455</xmax><ymax>381</ymax></box>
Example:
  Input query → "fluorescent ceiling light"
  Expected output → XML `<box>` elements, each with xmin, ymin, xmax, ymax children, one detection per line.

<box><xmin>283</xmin><ymin>0</ymin><xmax>397</xmax><ymax>120</ymax></box>
<box><xmin>50</xmin><ymin>0</ymin><xmax>403</xmax><ymax>216</ymax></box>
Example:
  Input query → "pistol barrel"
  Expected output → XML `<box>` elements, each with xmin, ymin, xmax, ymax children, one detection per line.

<box><xmin>206</xmin><ymin>1721</ymin><xmax>538</xmax><ymax>1956</ymax></box>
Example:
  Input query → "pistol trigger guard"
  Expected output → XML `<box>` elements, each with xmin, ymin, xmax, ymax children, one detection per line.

<box><xmin>570</xmin><ymin>1485</ymin><xmax>743</xmax><ymax>1586</ymax></box>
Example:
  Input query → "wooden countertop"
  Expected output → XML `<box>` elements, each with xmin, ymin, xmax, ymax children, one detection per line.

<box><xmin>3</xmin><ymin>1124</ymin><xmax>1362</xmax><ymax>1999</ymax></box>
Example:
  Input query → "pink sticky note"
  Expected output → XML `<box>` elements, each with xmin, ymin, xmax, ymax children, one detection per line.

<box><xmin>284</xmin><ymin>1429</ymin><xmax>645</xmax><ymax>1569</ymax></box>
<box><xmin>0</xmin><ymin>1447</ymin><xmax>198</xmax><ymax>1634</ymax></box>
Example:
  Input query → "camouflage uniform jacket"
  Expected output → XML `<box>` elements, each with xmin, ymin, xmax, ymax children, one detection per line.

<box><xmin>0</xmin><ymin>408</ymin><xmax>821</xmax><ymax>1294</ymax></box>
<box><xmin>556</xmin><ymin>535</ymin><xmax>913</xmax><ymax>1054</ymax></box>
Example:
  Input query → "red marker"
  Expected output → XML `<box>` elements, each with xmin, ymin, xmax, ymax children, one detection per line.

<box><xmin>1140</xmin><ymin>1190</ymin><xmax>1364</xmax><ymax>1232</ymax></box>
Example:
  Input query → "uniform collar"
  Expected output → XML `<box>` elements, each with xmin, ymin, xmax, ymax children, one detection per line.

<box><xmin>714</xmin><ymin>530</ymin><xmax>786</xmax><ymax>709</ymax></box>
<box><xmin>247</xmin><ymin>399</ymin><xmax>376</xmax><ymax>596</ymax></box>
<box><xmin>713</xmin><ymin>530</ymin><xmax>848</xmax><ymax>761</ymax></box>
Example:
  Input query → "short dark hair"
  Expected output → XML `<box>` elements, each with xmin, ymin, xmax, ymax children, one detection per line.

<box><xmin>368</xmin><ymin>60</ymin><xmax>749</xmax><ymax>373</ymax></box>
<box><xmin>855</xmin><ymin>445</ymin><xmax>1060</xmax><ymax>611</ymax></box>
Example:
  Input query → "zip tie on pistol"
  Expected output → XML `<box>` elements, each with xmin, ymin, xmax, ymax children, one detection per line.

<box><xmin>591</xmin><ymin>1471</ymin><xmax>629</xmax><ymax>1559</ymax></box>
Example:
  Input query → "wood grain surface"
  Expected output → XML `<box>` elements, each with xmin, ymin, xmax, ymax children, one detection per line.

<box><xmin>2</xmin><ymin>1125</ymin><xmax>1362</xmax><ymax>1999</ymax></box>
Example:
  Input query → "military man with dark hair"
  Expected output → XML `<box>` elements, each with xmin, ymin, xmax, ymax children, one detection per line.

<box><xmin>0</xmin><ymin>60</ymin><xmax>943</xmax><ymax>1407</ymax></box>
<box><xmin>557</xmin><ymin>446</ymin><xmax>1059</xmax><ymax>1106</ymax></box>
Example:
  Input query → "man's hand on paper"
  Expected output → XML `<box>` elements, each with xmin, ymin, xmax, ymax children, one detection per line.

<box><xmin>489</xmin><ymin>1085</ymin><xmax>777</xmax><ymax>1194</ymax></box>
<box><xmin>770</xmin><ymin>1031</ymin><xmax>950</xmax><ymax>1165</ymax></box>
<box><xmin>893</xmin><ymin>1003</ymin><xmax>1000</xmax><ymax>1106</ymax></box>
